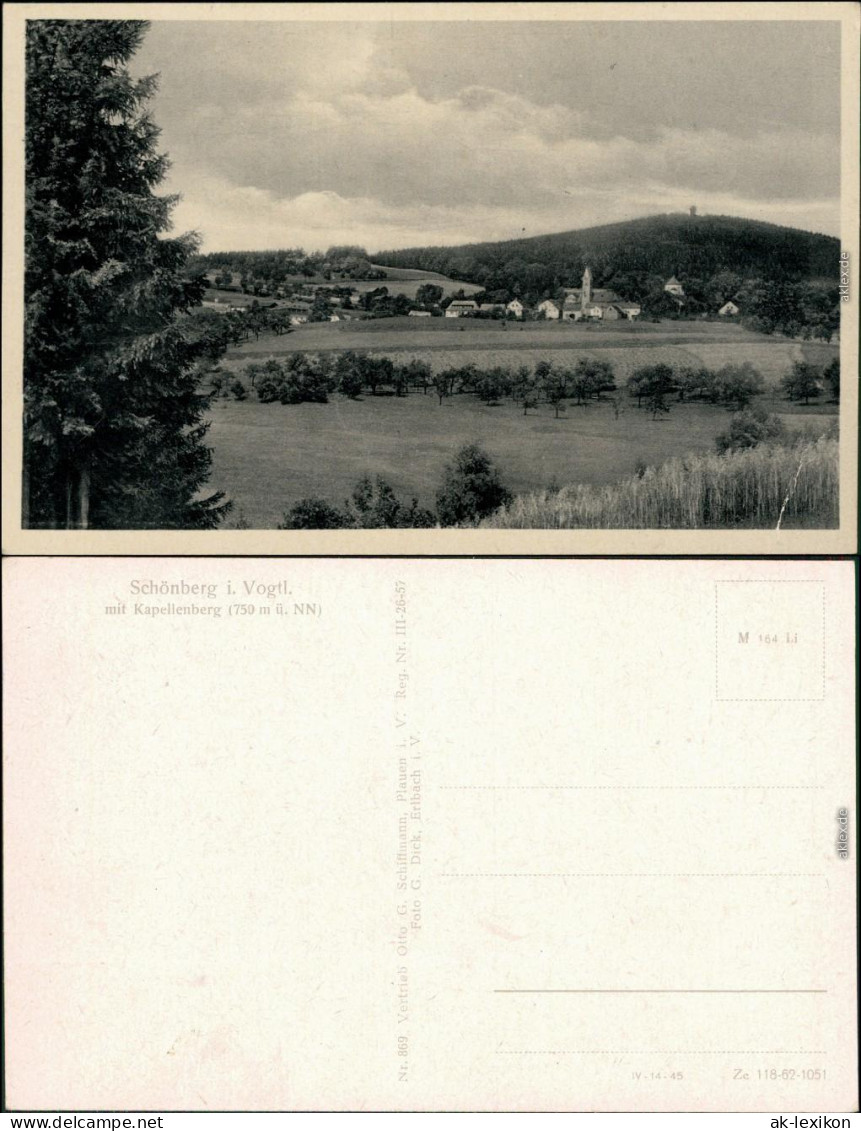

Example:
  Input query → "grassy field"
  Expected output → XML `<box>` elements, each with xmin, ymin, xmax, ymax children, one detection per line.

<box><xmin>205</xmin><ymin>390</ymin><xmax>836</xmax><ymax>529</ymax></box>
<box><xmin>364</xmin><ymin>264</ymin><xmax>483</xmax><ymax>298</ymax></box>
<box><xmin>203</xmin><ymin>316</ymin><xmax>839</xmax><ymax>527</ymax></box>
<box><xmin>224</xmin><ymin>317</ymin><xmax>836</xmax><ymax>384</ymax></box>
<box><xmin>230</xmin><ymin>314</ymin><xmax>786</xmax><ymax>349</ymax></box>
<box><xmin>221</xmin><ymin>317</ymin><xmax>838</xmax><ymax>403</ymax></box>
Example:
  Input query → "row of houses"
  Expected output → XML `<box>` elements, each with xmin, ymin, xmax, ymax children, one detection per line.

<box><xmin>206</xmin><ymin>269</ymin><xmax>743</xmax><ymax>326</ymax></box>
<box><xmin>439</xmin><ymin>271</ymin><xmax>743</xmax><ymax>321</ymax></box>
<box><xmin>442</xmin><ymin>267</ymin><xmax>656</xmax><ymax>322</ymax></box>
<box><xmin>443</xmin><ymin>268</ymin><xmax>645</xmax><ymax>322</ymax></box>
<box><xmin>201</xmin><ymin>295</ymin><xmax>357</xmax><ymax>325</ymax></box>
<box><xmin>445</xmin><ymin>297</ymin><xmax>527</xmax><ymax>319</ymax></box>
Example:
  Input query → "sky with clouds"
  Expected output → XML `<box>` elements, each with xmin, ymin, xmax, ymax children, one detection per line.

<box><xmin>130</xmin><ymin>18</ymin><xmax>842</xmax><ymax>253</ymax></box>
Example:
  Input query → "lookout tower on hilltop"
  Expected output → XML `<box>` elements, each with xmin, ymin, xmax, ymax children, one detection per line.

<box><xmin>690</xmin><ymin>205</ymin><xmax>697</xmax><ymax>216</ymax></box>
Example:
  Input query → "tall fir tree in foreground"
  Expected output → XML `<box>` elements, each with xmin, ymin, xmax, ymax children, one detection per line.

<box><xmin>25</xmin><ymin>19</ymin><xmax>230</xmax><ymax>528</ymax></box>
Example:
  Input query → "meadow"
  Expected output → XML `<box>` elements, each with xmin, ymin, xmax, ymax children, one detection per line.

<box><xmin>206</xmin><ymin>388</ymin><xmax>836</xmax><ymax>528</ymax></box>
<box><xmin>203</xmin><ymin>315</ymin><xmax>838</xmax><ymax>527</ymax></box>
<box><xmin>224</xmin><ymin>317</ymin><xmax>836</xmax><ymax>389</ymax></box>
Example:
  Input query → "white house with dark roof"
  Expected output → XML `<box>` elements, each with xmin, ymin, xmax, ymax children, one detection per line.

<box><xmin>537</xmin><ymin>298</ymin><xmax>560</xmax><ymax>320</ymax></box>
<box><xmin>445</xmin><ymin>299</ymin><xmax>479</xmax><ymax>318</ymax></box>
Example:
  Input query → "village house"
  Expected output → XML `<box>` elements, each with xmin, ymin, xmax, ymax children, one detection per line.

<box><xmin>664</xmin><ymin>275</ymin><xmax>685</xmax><ymax>296</ymax></box>
<box><xmin>478</xmin><ymin>303</ymin><xmax>505</xmax><ymax>315</ymax></box>
<box><xmin>718</xmin><ymin>300</ymin><xmax>741</xmax><ymax>317</ymax></box>
<box><xmin>202</xmin><ymin>299</ymin><xmax>246</xmax><ymax>313</ymax></box>
<box><xmin>602</xmin><ymin>301</ymin><xmax>642</xmax><ymax>320</ymax></box>
<box><xmin>408</xmin><ymin>309</ymin><xmax>432</xmax><ymax>317</ymax></box>
<box><xmin>506</xmin><ymin>298</ymin><xmax>525</xmax><ymax>318</ymax></box>
<box><xmin>537</xmin><ymin>298</ymin><xmax>560</xmax><ymax>320</ymax></box>
<box><xmin>281</xmin><ymin>298</ymin><xmax>312</xmax><ymax>325</ymax></box>
<box><xmin>445</xmin><ymin>299</ymin><xmax>479</xmax><ymax>318</ymax></box>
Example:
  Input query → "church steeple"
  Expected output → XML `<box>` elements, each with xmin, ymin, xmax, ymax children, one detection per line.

<box><xmin>581</xmin><ymin>265</ymin><xmax>592</xmax><ymax>311</ymax></box>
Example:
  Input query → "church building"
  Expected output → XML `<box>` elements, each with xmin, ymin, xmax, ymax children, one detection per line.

<box><xmin>560</xmin><ymin>266</ymin><xmax>641</xmax><ymax>321</ymax></box>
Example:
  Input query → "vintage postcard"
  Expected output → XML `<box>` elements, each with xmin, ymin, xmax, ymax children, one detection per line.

<box><xmin>2</xmin><ymin>2</ymin><xmax>859</xmax><ymax>554</ymax></box>
<box><xmin>3</xmin><ymin>557</ymin><xmax>856</xmax><ymax>1111</ymax></box>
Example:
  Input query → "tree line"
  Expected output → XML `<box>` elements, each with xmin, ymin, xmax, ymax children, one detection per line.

<box><xmin>210</xmin><ymin>350</ymin><xmax>838</xmax><ymax>417</ymax></box>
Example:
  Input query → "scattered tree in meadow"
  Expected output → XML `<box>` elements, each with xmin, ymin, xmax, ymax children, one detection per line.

<box><xmin>334</xmin><ymin>351</ymin><xmax>365</xmax><ymax>398</ymax></box>
<box><xmin>400</xmin><ymin>358</ymin><xmax>432</xmax><ymax>394</ymax></box>
<box><xmin>267</xmin><ymin>308</ymin><xmax>293</xmax><ymax>336</ymax></box>
<box><xmin>781</xmin><ymin>361</ymin><xmax>821</xmax><ymax>405</ymax></box>
<box><xmin>512</xmin><ymin>366</ymin><xmax>538</xmax><ymax>415</ymax></box>
<box><xmin>823</xmin><ymin>357</ymin><xmax>840</xmax><ymax>402</ymax></box>
<box><xmin>432</xmin><ymin>371</ymin><xmax>450</xmax><ymax>405</ymax></box>
<box><xmin>362</xmin><ymin>355</ymin><xmax>395</xmax><ymax>395</ymax></box>
<box><xmin>435</xmin><ymin>444</ymin><xmax>512</xmax><ymax>526</ymax></box>
<box><xmin>392</xmin><ymin>367</ymin><xmax>409</xmax><ymax>397</ymax></box>
<box><xmin>571</xmin><ymin>358</ymin><xmax>615</xmax><ymax>405</ymax></box>
<box><xmin>345</xmin><ymin>475</ymin><xmax>435</xmax><ymax>528</ymax></box>
<box><xmin>475</xmin><ymin>367</ymin><xmax>511</xmax><ymax>405</ymax></box>
<box><xmin>713</xmin><ymin>363</ymin><xmax>765</xmax><ymax>411</ymax></box>
<box><xmin>629</xmin><ymin>364</ymin><xmax>676</xmax><ymax>420</ymax></box>
<box><xmin>675</xmin><ymin>366</ymin><xmax>711</xmax><ymax>402</ymax></box>
<box><xmin>542</xmin><ymin>368</ymin><xmax>568</xmax><ymax>417</ymax></box>
<box><xmin>253</xmin><ymin>359</ymin><xmax>288</xmax><ymax>402</ymax></box>
<box><xmin>533</xmin><ymin>359</ymin><xmax>553</xmax><ymax>390</ymax></box>
<box><xmin>716</xmin><ymin>409</ymin><xmax>788</xmax><ymax>454</ymax></box>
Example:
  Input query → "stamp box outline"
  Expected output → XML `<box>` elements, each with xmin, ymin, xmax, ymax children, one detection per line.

<box><xmin>714</xmin><ymin>580</ymin><xmax>826</xmax><ymax>702</ymax></box>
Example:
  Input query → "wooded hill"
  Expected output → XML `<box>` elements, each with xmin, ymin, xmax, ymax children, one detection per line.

<box><xmin>374</xmin><ymin>213</ymin><xmax>839</xmax><ymax>295</ymax></box>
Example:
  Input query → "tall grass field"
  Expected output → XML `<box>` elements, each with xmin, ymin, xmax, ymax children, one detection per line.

<box><xmin>482</xmin><ymin>437</ymin><xmax>838</xmax><ymax>529</ymax></box>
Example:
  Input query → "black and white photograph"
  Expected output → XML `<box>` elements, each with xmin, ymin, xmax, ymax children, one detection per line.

<box><xmin>5</xmin><ymin>3</ymin><xmax>858</xmax><ymax>546</ymax></box>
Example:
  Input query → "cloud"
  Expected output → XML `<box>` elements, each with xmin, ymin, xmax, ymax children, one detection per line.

<box><xmin>175</xmin><ymin>85</ymin><xmax>834</xmax><ymax>192</ymax></box>
<box><xmin>167</xmin><ymin>177</ymin><xmax>840</xmax><ymax>254</ymax></box>
<box><xmin>137</xmin><ymin>22</ymin><xmax>840</xmax><ymax>249</ymax></box>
